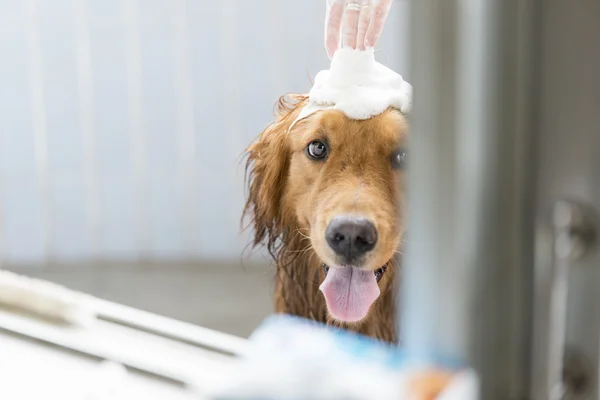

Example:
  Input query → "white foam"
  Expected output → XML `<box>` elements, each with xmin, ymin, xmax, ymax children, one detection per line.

<box><xmin>291</xmin><ymin>47</ymin><xmax>412</xmax><ymax>129</ymax></box>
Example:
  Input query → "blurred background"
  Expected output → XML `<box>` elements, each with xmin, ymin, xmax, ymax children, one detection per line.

<box><xmin>0</xmin><ymin>0</ymin><xmax>409</xmax><ymax>338</ymax></box>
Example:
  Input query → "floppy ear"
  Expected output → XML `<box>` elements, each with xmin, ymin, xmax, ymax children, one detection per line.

<box><xmin>243</xmin><ymin>94</ymin><xmax>308</xmax><ymax>255</ymax></box>
<box><xmin>243</xmin><ymin>119</ymin><xmax>290</xmax><ymax>250</ymax></box>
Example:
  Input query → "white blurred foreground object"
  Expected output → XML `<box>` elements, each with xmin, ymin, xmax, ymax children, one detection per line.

<box><xmin>291</xmin><ymin>47</ymin><xmax>412</xmax><ymax>130</ymax></box>
<box><xmin>0</xmin><ymin>269</ymin><xmax>245</xmax><ymax>399</ymax></box>
<box><xmin>206</xmin><ymin>315</ymin><xmax>479</xmax><ymax>400</ymax></box>
<box><xmin>0</xmin><ymin>269</ymin><xmax>96</xmax><ymax>326</ymax></box>
<box><xmin>0</xmin><ymin>269</ymin><xmax>477</xmax><ymax>399</ymax></box>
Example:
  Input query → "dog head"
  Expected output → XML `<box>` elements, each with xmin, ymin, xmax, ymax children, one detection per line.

<box><xmin>244</xmin><ymin>94</ymin><xmax>407</xmax><ymax>324</ymax></box>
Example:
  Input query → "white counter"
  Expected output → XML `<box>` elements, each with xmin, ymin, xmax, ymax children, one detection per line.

<box><xmin>0</xmin><ymin>299</ymin><xmax>245</xmax><ymax>399</ymax></box>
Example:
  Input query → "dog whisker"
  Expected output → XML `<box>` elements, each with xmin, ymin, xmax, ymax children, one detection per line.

<box><xmin>291</xmin><ymin>228</ymin><xmax>311</xmax><ymax>242</ymax></box>
<box><xmin>296</xmin><ymin>231</ymin><xmax>311</xmax><ymax>241</ymax></box>
<box><xmin>285</xmin><ymin>243</ymin><xmax>313</xmax><ymax>254</ymax></box>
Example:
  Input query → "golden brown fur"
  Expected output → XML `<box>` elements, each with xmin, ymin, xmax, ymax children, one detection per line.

<box><xmin>243</xmin><ymin>93</ymin><xmax>407</xmax><ymax>343</ymax></box>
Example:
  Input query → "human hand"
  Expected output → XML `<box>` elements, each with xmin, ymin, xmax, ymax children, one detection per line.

<box><xmin>324</xmin><ymin>0</ymin><xmax>394</xmax><ymax>59</ymax></box>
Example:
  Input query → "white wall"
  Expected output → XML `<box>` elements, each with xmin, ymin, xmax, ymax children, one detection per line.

<box><xmin>0</xmin><ymin>0</ymin><xmax>409</xmax><ymax>266</ymax></box>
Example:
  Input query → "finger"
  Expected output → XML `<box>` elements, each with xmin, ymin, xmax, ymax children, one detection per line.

<box><xmin>356</xmin><ymin>5</ymin><xmax>371</xmax><ymax>51</ymax></box>
<box><xmin>325</xmin><ymin>1</ymin><xmax>345</xmax><ymax>58</ymax></box>
<box><xmin>364</xmin><ymin>0</ymin><xmax>392</xmax><ymax>48</ymax></box>
<box><xmin>342</xmin><ymin>3</ymin><xmax>361</xmax><ymax>49</ymax></box>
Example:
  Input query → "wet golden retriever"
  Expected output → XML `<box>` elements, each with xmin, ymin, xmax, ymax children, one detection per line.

<box><xmin>243</xmin><ymin>93</ymin><xmax>407</xmax><ymax>343</ymax></box>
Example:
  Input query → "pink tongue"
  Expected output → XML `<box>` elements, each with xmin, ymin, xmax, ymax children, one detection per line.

<box><xmin>319</xmin><ymin>267</ymin><xmax>380</xmax><ymax>322</ymax></box>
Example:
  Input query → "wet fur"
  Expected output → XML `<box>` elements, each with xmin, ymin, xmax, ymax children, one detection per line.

<box><xmin>243</xmin><ymin>94</ymin><xmax>405</xmax><ymax>343</ymax></box>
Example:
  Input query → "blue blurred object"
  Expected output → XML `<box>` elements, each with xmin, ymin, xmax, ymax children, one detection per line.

<box><xmin>247</xmin><ymin>314</ymin><xmax>407</xmax><ymax>366</ymax></box>
<box><xmin>205</xmin><ymin>314</ymin><xmax>474</xmax><ymax>400</ymax></box>
<box><xmin>244</xmin><ymin>315</ymin><xmax>465</xmax><ymax>369</ymax></box>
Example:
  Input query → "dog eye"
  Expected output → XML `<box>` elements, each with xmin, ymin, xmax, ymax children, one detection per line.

<box><xmin>307</xmin><ymin>140</ymin><xmax>328</xmax><ymax>160</ymax></box>
<box><xmin>391</xmin><ymin>149</ymin><xmax>408</xmax><ymax>169</ymax></box>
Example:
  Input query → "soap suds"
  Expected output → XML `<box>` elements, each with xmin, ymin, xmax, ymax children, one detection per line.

<box><xmin>291</xmin><ymin>47</ymin><xmax>412</xmax><ymax>130</ymax></box>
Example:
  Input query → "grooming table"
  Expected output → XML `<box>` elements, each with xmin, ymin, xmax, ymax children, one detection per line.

<box><xmin>0</xmin><ymin>298</ymin><xmax>246</xmax><ymax>399</ymax></box>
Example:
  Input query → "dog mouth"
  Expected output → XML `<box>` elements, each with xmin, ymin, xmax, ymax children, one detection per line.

<box><xmin>319</xmin><ymin>263</ymin><xmax>388</xmax><ymax>323</ymax></box>
<box><xmin>322</xmin><ymin>264</ymin><xmax>387</xmax><ymax>282</ymax></box>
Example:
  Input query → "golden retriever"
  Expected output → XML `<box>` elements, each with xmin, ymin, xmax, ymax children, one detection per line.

<box><xmin>243</xmin><ymin>93</ymin><xmax>407</xmax><ymax>343</ymax></box>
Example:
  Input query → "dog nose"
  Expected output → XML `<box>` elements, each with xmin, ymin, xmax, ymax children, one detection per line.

<box><xmin>325</xmin><ymin>217</ymin><xmax>377</xmax><ymax>261</ymax></box>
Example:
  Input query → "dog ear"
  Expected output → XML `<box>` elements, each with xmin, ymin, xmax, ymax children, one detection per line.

<box><xmin>243</xmin><ymin>94</ymin><xmax>307</xmax><ymax>254</ymax></box>
<box><xmin>243</xmin><ymin>119</ymin><xmax>289</xmax><ymax>249</ymax></box>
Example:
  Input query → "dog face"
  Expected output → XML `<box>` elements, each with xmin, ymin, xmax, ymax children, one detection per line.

<box><xmin>287</xmin><ymin>108</ymin><xmax>407</xmax><ymax>271</ymax></box>
<box><xmin>244</xmin><ymin>95</ymin><xmax>407</xmax><ymax>324</ymax></box>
